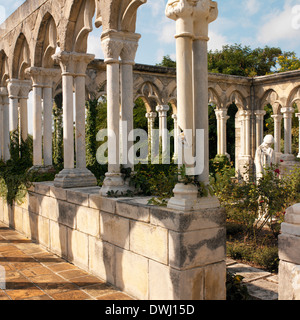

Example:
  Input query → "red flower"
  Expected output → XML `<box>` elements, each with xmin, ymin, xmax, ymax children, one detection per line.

<box><xmin>274</xmin><ymin>169</ymin><xmax>280</xmax><ymax>174</ymax></box>
<box><xmin>260</xmin><ymin>200</ymin><xmax>264</xmax><ymax>203</ymax></box>
<box><xmin>280</xmin><ymin>160</ymin><xmax>284</xmax><ymax>163</ymax></box>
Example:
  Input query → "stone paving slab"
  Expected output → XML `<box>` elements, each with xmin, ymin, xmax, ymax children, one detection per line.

<box><xmin>226</xmin><ymin>259</ymin><xmax>278</xmax><ymax>300</ymax></box>
<box><xmin>0</xmin><ymin>221</ymin><xmax>134</xmax><ymax>300</ymax></box>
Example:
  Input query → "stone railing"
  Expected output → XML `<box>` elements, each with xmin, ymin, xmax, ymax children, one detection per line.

<box><xmin>0</xmin><ymin>181</ymin><xmax>226</xmax><ymax>300</ymax></box>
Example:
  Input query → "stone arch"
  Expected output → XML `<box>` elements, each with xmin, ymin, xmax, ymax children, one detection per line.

<box><xmin>34</xmin><ymin>12</ymin><xmax>58</xmax><ymax>68</ymax></box>
<box><xmin>0</xmin><ymin>50</ymin><xmax>9</xmax><ymax>86</ymax></box>
<box><xmin>287</xmin><ymin>85</ymin><xmax>300</xmax><ymax>110</ymax></box>
<box><xmin>226</xmin><ymin>90</ymin><xmax>247</xmax><ymax>110</ymax></box>
<box><xmin>12</xmin><ymin>33</ymin><xmax>31</xmax><ymax>80</ymax></box>
<box><xmin>135</xmin><ymin>81</ymin><xmax>162</xmax><ymax>112</ymax></box>
<box><xmin>208</xmin><ymin>87</ymin><xmax>222</xmax><ymax>108</ymax></box>
<box><xmin>260</xmin><ymin>89</ymin><xmax>281</xmax><ymax>114</ymax></box>
<box><xmin>63</xmin><ymin>0</ymin><xmax>95</xmax><ymax>53</ymax></box>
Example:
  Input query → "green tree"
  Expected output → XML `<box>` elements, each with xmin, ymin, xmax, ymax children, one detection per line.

<box><xmin>156</xmin><ymin>55</ymin><xmax>176</xmax><ymax>68</ymax></box>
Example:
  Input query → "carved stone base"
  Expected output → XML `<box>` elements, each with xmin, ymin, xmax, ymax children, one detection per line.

<box><xmin>29</xmin><ymin>165</ymin><xmax>56</xmax><ymax>174</ymax></box>
<box><xmin>53</xmin><ymin>168</ymin><xmax>97</xmax><ymax>188</ymax></box>
<box><xmin>100</xmin><ymin>172</ymin><xmax>134</xmax><ymax>197</ymax></box>
<box><xmin>167</xmin><ymin>183</ymin><xmax>220</xmax><ymax>211</ymax></box>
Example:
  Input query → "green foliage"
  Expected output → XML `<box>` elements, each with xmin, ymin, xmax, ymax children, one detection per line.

<box><xmin>131</xmin><ymin>163</ymin><xmax>178</xmax><ymax>206</ymax></box>
<box><xmin>208</xmin><ymin>44</ymin><xmax>283</xmax><ymax>77</ymax></box>
<box><xmin>226</xmin><ymin>271</ymin><xmax>250</xmax><ymax>300</ymax></box>
<box><xmin>0</xmin><ymin>131</ymin><xmax>33</xmax><ymax>206</ymax></box>
<box><xmin>277</xmin><ymin>52</ymin><xmax>300</xmax><ymax>72</ymax></box>
<box><xmin>52</xmin><ymin>94</ymin><xmax>63</xmax><ymax>169</ymax></box>
<box><xmin>211</xmin><ymin>163</ymin><xmax>298</xmax><ymax>238</ymax></box>
<box><xmin>227</xmin><ymin>242</ymin><xmax>279</xmax><ymax>273</ymax></box>
<box><xmin>156</xmin><ymin>55</ymin><xmax>176</xmax><ymax>68</ymax></box>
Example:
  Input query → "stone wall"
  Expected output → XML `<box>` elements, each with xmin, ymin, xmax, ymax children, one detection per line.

<box><xmin>0</xmin><ymin>182</ymin><xmax>226</xmax><ymax>300</ymax></box>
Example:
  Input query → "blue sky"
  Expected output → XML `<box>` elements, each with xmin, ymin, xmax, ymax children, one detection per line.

<box><xmin>2</xmin><ymin>0</ymin><xmax>300</xmax><ymax>65</ymax></box>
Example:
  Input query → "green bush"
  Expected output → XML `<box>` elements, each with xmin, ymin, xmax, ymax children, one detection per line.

<box><xmin>226</xmin><ymin>271</ymin><xmax>250</xmax><ymax>300</ymax></box>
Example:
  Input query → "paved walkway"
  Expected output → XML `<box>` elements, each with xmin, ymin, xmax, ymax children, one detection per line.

<box><xmin>0</xmin><ymin>221</ymin><xmax>133</xmax><ymax>300</ymax></box>
<box><xmin>227</xmin><ymin>258</ymin><xmax>278</xmax><ymax>300</ymax></box>
<box><xmin>0</xmin><ymin>221</ymin><xmax>279</xmax><ymax>300</ymax></box>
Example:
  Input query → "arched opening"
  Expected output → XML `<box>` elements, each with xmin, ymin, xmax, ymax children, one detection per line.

<box><xmin>227</xmin><ymin>103</ymin><xmax>238</xmax><ymax>165</ymax></box>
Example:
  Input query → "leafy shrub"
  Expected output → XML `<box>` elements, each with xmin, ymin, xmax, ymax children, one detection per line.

<box><xmin>226</xmin><ymin>271</ymin><xmax>250</xmax><ymax>300</ymax></box>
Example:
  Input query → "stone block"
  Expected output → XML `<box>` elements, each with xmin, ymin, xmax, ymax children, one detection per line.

<box><xmin>89</xmin><ymin>193</ymin><xmax>102</xmax><ymax>210</ymax></box>
<box><xmin>100</xmin><ymin>212</ymin><xmax>129</xmax><ymax>249</ymax></box>
<box><xmin>169</xmin><ymin>227</ymin><xmax>226</xmax><ymax>270</ymax></box>
<box><xmin>57</xmin><ymin>200</ymin><xmax>77</xmax><ymax>228</ymax></box>
<box><xmin>88</xmin><ymin>236</ymin><xmax>115</xmax><ymax>284</ymax></box>
<box><xmin>39</xmin><ymin>196</ymin><xmax>58</xmax><ymax>221</ymax></box>
<box><xmin>148</xmin><ymin>259</ymin><xmax>211</xmax><ymax>300</ymax></box>
<box><xmin>0</xmin><ymin>198</ymin><xmax>3</xmax><ymax>222</ymax></box>
<box><xmin>13</xmin><ymin>206</ymin><xmax>23</xmax><ymax>233</ymax></box>
<box><xmin>66</xmin><ymin>189</ymin><xmax>89</xmax><ymax>207</ymax></box>
<box><xmin>27</xmin><ymin>211</ymin><xmax>39</xmax><ymax>241</ymax></box>
<box><xmin>279</xmin><ymin>260</ymin><xmax>300</xmax><ymax>300</ymax></box>
<box><xmin>204</xmin><ymin>262</ymin><xmax>226</xmax><ymax>300</ymax></box>
<box><xmin>49</xmin><ymin>186</ymin><xmax>67</xmax><ymax>201</ymax></box>
<box><xmin>129</xmin><ymin>221</ymin><xmax>168</xmax><ymax>264</ymax></box>
<box><xmin>115</xmin><ymin>248</ymin><xmax>149</xmax><ymax>300</ymax></box>
<box><xmin>28</xmin><ymin>192</ymin><xmax>38</xmax><ymax>214</ymax></box>
<box><xmin>100</xmin><ymin>197</ymin><xmax>116</xmax><ymax>214</ymax></box>
<box><xmin>67</xmin><ymin>229</ymin><xmax>89</xmax><ymax>270</ymax></box>
<box><xmin>37</xmin><ymin>215</ymin><xmax>50</xmax><ymax>249</ymax></box>
<box><xmin>116</xmin><ymin>201</ymin><xmax>150</xmax><ymax>222</ymax></box>
<box><xmin>49</xmin><ymin>220</ymin><xmax>68</xmax><ymax>259</ymax></box>
<box><xmin>150</xmin><ymin>206</ymin><xmax>226</xmax><ymax>232</ymax></box>
<box><xmin>76</xmin><ymin>206</ymin><xmax>100</xmax><ymax>237</ymax></box>
<box><xmin>34</xmin><ymin>182</ymin><xmax>52</xmax><ymax>196</ymax></box>
<box><xmin>279</xmin><ymin>233</ymin><xmax>300</xmax><ymax>265</ymax></box>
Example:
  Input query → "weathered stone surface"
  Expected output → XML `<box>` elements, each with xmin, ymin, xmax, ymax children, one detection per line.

<box><xmin>169</xmin><ymin>227</ymin><xmax>226</xmax><ymax>269</ymax></box>
<box><xmin>37</xmin><ymin>215</ymin><xmax>50</xmax><ymax>248</ymax></box>
<box><xmin>115</xmin><ymin>248</ymin><xmax>148</xmax><ymax>300</ymax></box>
<box><xmin>66</xmin><ymin>189</ymin><xmax>89</xmax><ymax>207</ymax></box>
<box><xmin>279</xmin><ymin>234</ymin><xmax>300</xmax><ymax>265</ymax></box>
<box><xmin>76</xmin><ymin>206</ymin><xmax>100</xmax><ymax>237</ymax></box>
<box><xmin>246</xmin><ymin>279</ymin><xmax>278</xmax><ymax>300</ymax></box>
<box><xmin>279</xmin><ymin>260</ymin><xmax>300</xmax><ymax>300</ymax></box>
<box><xmin>116</xmin><ymin>200</ymin><xmax>150</xmax><ymax>222</ymax></box>
<box><xmin>130</xmin><ymin>221</ymin><xmax>168</xmax><ymax>264</ymax></box>
<box><xmin>39</xmin><ymin>196</ymin><xmax>58</xmax><ymax>221</ymax></box>
<box><xmin>56</xmin><ymin>200</ymin><xmax>77</xmax><ymax>228</ymax></box>
<box><xmin>150</xmin><ymin>206</ymin><xmax>226</xmax><ymax>232</ymax></box>
<box><xmin>49</xmin><ymin>220</ymin><xmax>68</xmax><ymax>259</ymax></box>
<box><xmin>100</xmin><ymin>212</ymin><xmax>129</xmax><ymax>249</ymax></box>
<box><xmin>88</xmin><ymin>236</ymin><xmax>115</xmax><ymax>285</ymax></box>
<box><xmin>67</xmin><ymin>229</ymin><xmax>89</xmax><ymax>270</ymax></box>
<box><xmin>227</xmin><ymin>263</ymin><xmax>271</xmax><ymax>283</ymax></box>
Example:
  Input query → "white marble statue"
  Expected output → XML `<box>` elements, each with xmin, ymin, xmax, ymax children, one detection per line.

<box><xmin>254</xmin><ymin>134</ymin><xmax>275</xmax><ymax>181</ymax></box>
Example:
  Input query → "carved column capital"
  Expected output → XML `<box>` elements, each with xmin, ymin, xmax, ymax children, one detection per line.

<box><xmin>156</xmin><ymin>105</ymin><xmax>170</xmax><ymax>117</ymax></box>
<box><xmin>281</xmin><ymin>107</ymin><xmax>295</xmax><ymax>118</ymax></box>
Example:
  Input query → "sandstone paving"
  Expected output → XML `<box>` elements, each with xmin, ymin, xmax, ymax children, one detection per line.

<box><xmin>0</xmin><ymin>221</ymin><xmax>133</xmax><ymax>300</ymax></box>
<box><xmin>226</xmin><ymin>259</ymin><xmax>278</xmax><ymax>300</ymax></box>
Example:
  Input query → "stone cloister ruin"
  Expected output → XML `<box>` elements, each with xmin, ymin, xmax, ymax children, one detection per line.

<box><xmin>0</xmin><ymin>0</ymin><xmax>300</xmax><ymax>300</ymax></box>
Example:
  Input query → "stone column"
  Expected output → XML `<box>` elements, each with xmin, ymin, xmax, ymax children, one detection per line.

<box><xmin>18</xmin><ymin>81</ymin><xmax>31</xmax><ymax>142</ymax></box>
<box><xmin>296</xmin><ymin>113</ymin><xmax>300</xmax><ymax>158</ymax></box>
<box><xmin>172</xmin><ymin>113</ymin><xmax>178</xmax><ymax>159</ymax></box>
<box><xmin>244</xmin><ymin>110</ymin><xmax>251</xmax><ymax>156</ymax></box>
<box><xmin>43</xmin><ymin>85</ymin><xmax>53</xmax><ymax>167</ymax></box>
<box><xmin>156</xmin><ymin>105</ymin><xmax>169</xmax><ymax>155</ymax></box>
<box><xmin>281</xmin><ymin>107</ymin><xmax>295</xmax><ymax>160</ymax></box>
<box><xmin>120</xmin><ymin>36</ymin><xmax>140</xmax><ymax>170</ymax></box>
<box><xmin>271</xmin><ymin>114</ymin><xmax>283</xmax><ymax>161</ymax></box>
<box><xmin>166</xmin><ymin>0</ymin><xmax>220</xmax><ymax>210</ymax></box>
<box><xmin>254</xmin><ymin>110</ymin><xmax>266</xmax><ymax>149</ymax></box>
<box><xmin>7</xmin><ymin>79</ymin><xmax>20</xmax><ymax>133</ymax></box>
<box><xmin>215</xmin><ymin>108</ymin><xmax>229</xmax><ymax>156</ymax></box>
<box><xmin>27</xmin><ymin>69</ymin><xmax>43</xmax><ymax>167</ymax></box>
<box><xmin>0</xmin><ymin>89</ymin><xmax>10</xmax><ymax>161</ymax></box>
<box><xmin>279</xmin><ymin>203</ymin><xmax>300</xmax><ymax>300</ymax></box>
<box><xmin>146</xmin><ymin>112</ymin><xmax>157</xmax><ymax>155</ymax></box>
<box><xmin>52</xmin><ymin>51</ymin><xmax>97</xmax><ymax>188</ymax></box>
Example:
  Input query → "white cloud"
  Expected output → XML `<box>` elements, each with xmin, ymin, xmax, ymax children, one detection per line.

<box><xmin>158</xmin><ymin>20</ymin><xmax>176</xmax><ymax>44</ymax></box>
<box><xmin>257</xmin><ymin>1</ymin><xmax>300</xmax><ymax>45</ymax></box>
<box><xmin>208</xmin><ymin>31</ymin><xmax>228</xmax><ymax>51</ymax></box>
<box><xmin>245</xmin><ymin>0</ymin><xmax>260</xmax><ymax>15</ymax></box>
